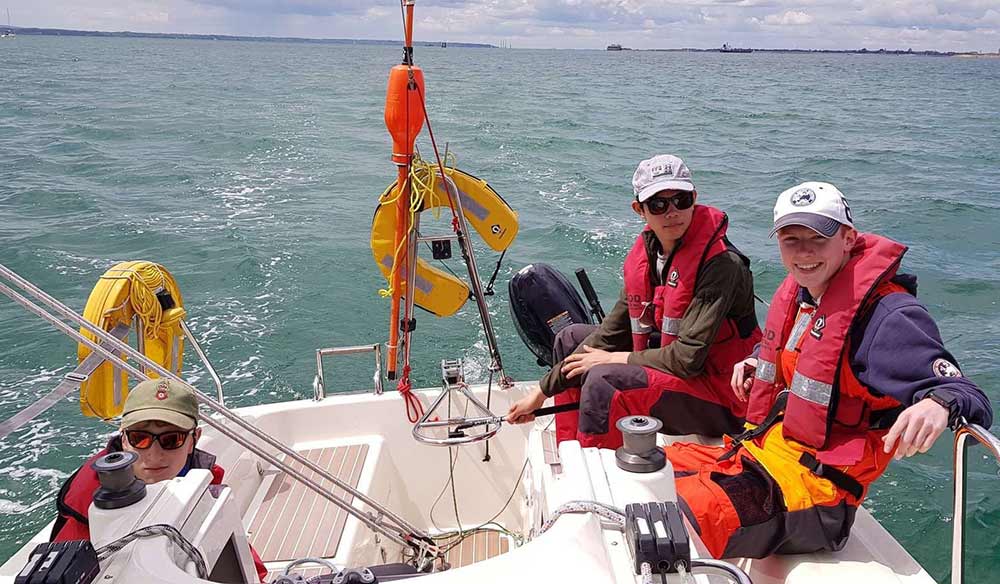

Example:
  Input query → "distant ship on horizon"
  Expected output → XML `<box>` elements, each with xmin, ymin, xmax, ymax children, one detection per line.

<box><xmin>720</xmin><ymin>43</ymin><xmax>752</xmax><ymax>53</ymax></box>
<box><xmin>607</xmin><ymin>43</ymin><xmax>623</xmax><ymax>51</ymax></box>
<box><xmin>1</xmin><ymin>8</ymin><xmax>14</xmax><ymax>38</ymax></box>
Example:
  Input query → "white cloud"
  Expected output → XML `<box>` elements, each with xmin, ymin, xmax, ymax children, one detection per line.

<box><xmin>763</xmin><ymin>10</ymin><xmax>814</xmax><ymax>25</ymax></box>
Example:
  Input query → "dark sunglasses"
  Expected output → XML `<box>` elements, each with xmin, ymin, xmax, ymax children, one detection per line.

<box><xmin>125</xmin><ymin>429</ymin><xmax>193</xmax><ymax>451</ymax></box>
<box><xmin>643</xmin><ymin>191</ymin><xmax>695</xmax><ymax>215</ymax></box>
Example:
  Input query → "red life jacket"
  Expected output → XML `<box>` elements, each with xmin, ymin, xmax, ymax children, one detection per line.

<box><xmin>53</xmin><ymin>444</ymin><xmax>225</xmax><ymax>543</ymax></box>
<box><xmin>747</xmin><ymin>233</ymin><xmax>908</xmax><ymax>457</ymax></box>
<box><xmin>623</xmin><ymin>205</ymin><xmax>759</xmax><ymax>376</ymax></box>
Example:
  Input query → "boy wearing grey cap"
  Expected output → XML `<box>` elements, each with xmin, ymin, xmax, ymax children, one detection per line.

<box><xmin>509</xmin><ymin>154</ymin><xmax>761</xmax><ymax>448</ymax></box>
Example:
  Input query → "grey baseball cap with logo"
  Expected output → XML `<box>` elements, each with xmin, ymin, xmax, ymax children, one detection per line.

<box><xmin>632</xmin><ymin>154</ymin><xmax>696</xmax><ymax>202</ymax></box>
<box><xmin>120</xmin><ymin>378</ymin><xmax>199</xmax><ymax>430</ymax></box>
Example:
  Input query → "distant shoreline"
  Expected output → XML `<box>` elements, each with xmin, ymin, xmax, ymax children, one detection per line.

<box><xmin>609</xmin><ymin>45</ymin><xmax>997</xmax><ymax>57</ymax></box>
<box><xmin>2</xmin><ymin>27</ymin><xmax>492</xmax><ymax>48</ymax></box>
<box><xmin>5</xmin><ymin>27</ymin><xmax>998</xmax><ymax>57</ymax></box>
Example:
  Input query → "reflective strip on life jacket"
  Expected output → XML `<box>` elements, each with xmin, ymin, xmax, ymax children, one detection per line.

<box><xmin>756</xmin><ymin>359</ymin><xmax>777</xmax><ymax>384</ymax></box>
<box><xmin>661</xmin><ymin>316</ymin><xmax>682</xmax><ymax>336</ymax></box>
<box><xmin>789</xmin><ymin>372</ymin><xmax>833</xmax><ymax>406</ymax></box>
<box><xmin>630</xmin><ymin>315</ymin><xmax>654</xmax><ymax>335</ymax></box>
<box><xmin>784</xmin><ymin>307</ymin><xmax>814</xmax><ymax>351</ymax></box>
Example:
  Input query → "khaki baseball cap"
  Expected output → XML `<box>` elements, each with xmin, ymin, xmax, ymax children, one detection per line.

<box><xmin>120</xmin><ymin>378</ymin><xmax>199</xmax><ymax>430</ymax></box>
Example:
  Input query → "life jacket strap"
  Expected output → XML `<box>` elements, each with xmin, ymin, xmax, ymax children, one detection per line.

<box><xmin>798</xmin><ymin>452</ymin><xmax>864</xmax><ymax>500</ymax></box>
<box><xmin>717</xmin><ymin>390</ymin><xmax>789</xmax><ymax>462</ymax></box>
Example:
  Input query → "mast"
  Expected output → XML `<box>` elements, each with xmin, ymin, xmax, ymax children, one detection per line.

<box><xmin>383</xmin><ymin>1</ymin><xmax>425</xmax><ymax>381</ymax></box>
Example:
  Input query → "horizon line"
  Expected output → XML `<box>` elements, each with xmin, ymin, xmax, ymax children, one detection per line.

<box><xmin>4</xmin><ymin>25</ymin><xmax>998</xmax><ymax>55</ymax></box>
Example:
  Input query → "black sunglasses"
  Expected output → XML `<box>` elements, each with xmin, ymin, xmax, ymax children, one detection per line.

<box><xmin>125</xmin><ymin>429</ymin><xmax>193</xmax><ymax>451</ymax></box>
<box><xmin>643</xmin><ymin>191</ymin><xmax>695</xmax><ymax>215</ymax></box>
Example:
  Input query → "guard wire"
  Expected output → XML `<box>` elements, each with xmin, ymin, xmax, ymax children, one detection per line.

<box><xmin>0</xmin><ymin>264</ymin><xmax>439</xmax><ymax>566</ymax></box>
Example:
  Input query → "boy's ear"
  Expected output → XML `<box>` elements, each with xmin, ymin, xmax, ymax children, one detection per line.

<box><xmin>843</xmin><ymin>226</ymin><xmax>858</xmax><ymax>248</ymax></box>
<box><xmin>632</xmin><ymin>200</ymin><xmax>643</xmax><ymax>216</ymax></box>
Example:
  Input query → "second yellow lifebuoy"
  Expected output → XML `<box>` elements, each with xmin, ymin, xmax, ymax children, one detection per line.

<box><xmin>371</xmin><ymin>164</ymin><xmax>518</xmax><ymax>317</ymax></box>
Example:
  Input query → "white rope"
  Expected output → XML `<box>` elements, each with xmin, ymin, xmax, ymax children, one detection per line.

<box><xmin>539</xmin><ymin>500</ymin><xmax>626</xmax><ymax>534</ymax></box>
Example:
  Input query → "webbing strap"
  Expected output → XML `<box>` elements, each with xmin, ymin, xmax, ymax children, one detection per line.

<box><xmin>717</xmin><ymin>390</ymin><xmax>789</xmax><ymax>462</ymax></box>
<box><xmin>0</xmin><ymin>323</ymin><xmax>130</xmax><ymax>440</ymax></box>
<box><xmin>798</xmin><ymin>452</ymin><xmax>864</xmax><ymax>500</ymax></box>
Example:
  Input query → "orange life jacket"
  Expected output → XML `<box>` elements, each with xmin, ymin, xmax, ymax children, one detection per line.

<box><xmin>747</xmin><ymin>233</ymin><xmax>908</xmax><ymax>452</ymax></box>
<box><xmin>740</xmin><ymin>233</ymin><xmax>911</xmax><ymax>505</ymax></box>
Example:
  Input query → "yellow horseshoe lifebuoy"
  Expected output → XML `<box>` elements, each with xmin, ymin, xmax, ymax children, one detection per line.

<box><xmin>370</xmin><ymin>165</ymin><xmax>518</xmax><ymax>317</ymax></box>
<box><xmin>77</xmin><ymin>261</ymin><xmax>187</xmax><ymax>419</ymax></box>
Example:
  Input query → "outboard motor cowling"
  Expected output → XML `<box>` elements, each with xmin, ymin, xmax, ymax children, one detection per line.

<box><xmin>508</xmin><ymin>263</ymin><xmax>593</xmax><ymax>367</ymax></box>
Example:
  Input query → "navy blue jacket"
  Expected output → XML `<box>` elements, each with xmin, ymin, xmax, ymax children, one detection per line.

<box><xmin>802</xmin><ymin>275</ymin><xmax>993</xmax><ymax>428</ymax></box>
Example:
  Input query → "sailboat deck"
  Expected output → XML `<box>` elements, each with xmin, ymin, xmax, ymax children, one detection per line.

<box><xmin>442</xmin><ymin>529</ymin><xmax>511</xmax><ymax>568</ymax></box>
<box><xmin>247</xmin><ymin>444</ymin><xmax>369</xmax><ymax>563</ymax></box>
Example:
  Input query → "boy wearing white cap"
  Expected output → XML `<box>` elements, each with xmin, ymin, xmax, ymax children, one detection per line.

<box><xmin>666</xmin><ymin>182</ymin><xmax>992</xmax><ymax>559</ymax></box>
<box><xmin>508</xmin><ymin>154</ymin><xmax>762</xmax><ymax>448</ymax></box>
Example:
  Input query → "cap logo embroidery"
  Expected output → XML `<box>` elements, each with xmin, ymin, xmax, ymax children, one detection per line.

<box><xmin>651</xmin><ymin>163</ymin><xmax>672</xmax><ymax>178</ymax></box>
<box><xmin>667</xmin><ymin>269</ymin><xmax>680</xmax><ymax>288</ymax></box>
<box><xmin>156</xmin><ymin>380</ymin><xmax>169</xmax><ymax>401</ymax></box>
<box><xmin>791</xmin><ymin>188</ymin><xmax>816</xmax><ymax>207</ymax></box>
<box><xmin>842</xmin><ymin>197</ymin><xmax>853</xmax><ymax>222</ymax></box>
<box><xmin>932</xmin><ymin>358</ymin><xmax>962</xmax><ymax>378</ymax></box>
<box><xmin>810</xmin><ymin>315</ymin><xmax>826</xmax><ymax>339</ymax></box>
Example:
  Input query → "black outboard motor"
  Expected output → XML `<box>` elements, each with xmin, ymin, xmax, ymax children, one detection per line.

<box><xmin>509</xmin><ymin>263</ymin><xmax>594</xmax><ymax>367</ymax></box>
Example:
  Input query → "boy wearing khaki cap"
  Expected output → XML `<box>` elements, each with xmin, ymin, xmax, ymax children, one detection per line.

<box><xmin>50</xmin><ymin>378</ymin><xmax>269</xmax><ymax>580</ymax></box>
<box><xmin>51</xmin><ymin>378</ymin><xmax>218</xmax><ymax>541</ymax></box>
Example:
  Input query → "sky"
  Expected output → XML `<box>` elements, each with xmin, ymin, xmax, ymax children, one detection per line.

<box><xmin>4</xmin><ymin>0</ymin><xmax>999</xmax><ymax>52</ymax></box>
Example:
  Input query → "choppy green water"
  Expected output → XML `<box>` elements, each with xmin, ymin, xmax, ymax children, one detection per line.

<box><xmin>1</xmin><ymin>35</ymin><xmax>998</xmax><ymax>581</ymax></box>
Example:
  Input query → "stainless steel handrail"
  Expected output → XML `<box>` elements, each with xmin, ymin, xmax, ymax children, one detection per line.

<box><xmin>314</xmin><ymin>344</ymin><xmax>383</xmax><ymax>400</ymax></box>
<box><xmin>0</xmin><ymin>264</ymin><xmax>437</xmax><ymax>566</ymax></box>
<box><xmin>688</xmin><ymin>558</ymin><xmax>753</xmax><ymax>584</ymax></box>
<box><xmin>951</xmin><ymin>421</ymin><xmax>1000</xmax><ymax>584</ymax></box>
<box><xmin>180</xmin><ymin>320</ymin><xmax>225</xmax><ymax>406</ymax></box>
<box><xmin>412</xmin><ymin>380</ymin><xmax>501</xmax><ymax>446</ymax></box>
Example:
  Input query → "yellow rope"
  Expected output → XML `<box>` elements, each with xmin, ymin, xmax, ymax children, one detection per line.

<box><xmin>377</xmin><ymin>153</ymin><xmax>459</xmax><ymax>298</ymax></box>
<box><xmin>99</xmin><ymin>263</ymin><xmax>171</xmax><ymax>339</ymax></box>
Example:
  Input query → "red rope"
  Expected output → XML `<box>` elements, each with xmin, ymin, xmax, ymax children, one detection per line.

<box><xmin>397</xmin><ymin>364</ymin><xmax>424</xmax><ymax>423</ymax></box>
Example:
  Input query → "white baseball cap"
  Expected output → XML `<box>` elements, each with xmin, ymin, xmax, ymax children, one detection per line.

<box><xmin>771</xmin><ymin>181</ymin><xmax>854</xmax><ymax>238</ymax></box>
<box><xmin>632</xmin><ymin>154</ymin><xmax>695</xmax><ymax>202</ymax></box>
